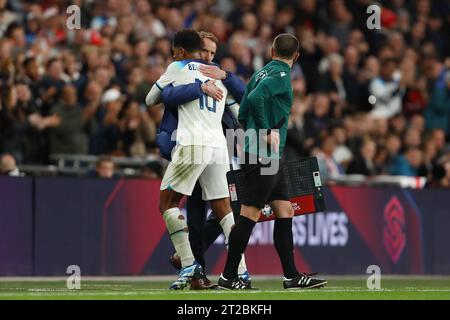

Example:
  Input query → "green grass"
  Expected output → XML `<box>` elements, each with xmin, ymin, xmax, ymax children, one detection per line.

<box><xmin>1</xmin><ymin>276</ymin><xmax>450</xmax><ymax>300</ymax></box>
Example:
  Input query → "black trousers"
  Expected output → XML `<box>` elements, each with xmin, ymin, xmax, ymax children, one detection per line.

<box><xmin>186</xmin><ymin>181</ymin><xmax>241</xmax><ymax>270</ymax></box>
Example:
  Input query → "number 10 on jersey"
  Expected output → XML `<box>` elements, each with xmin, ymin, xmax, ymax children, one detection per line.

<box><xmin>196</xmin><ymin>78</ymin><xmax>216</xmax><ymax>113</ymax></box>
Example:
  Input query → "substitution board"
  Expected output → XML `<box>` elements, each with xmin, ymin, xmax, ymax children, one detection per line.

<box><xmin>227</xmin><ymin>157</ymin><xmax>326</xmax><ymax>222</ymax></box>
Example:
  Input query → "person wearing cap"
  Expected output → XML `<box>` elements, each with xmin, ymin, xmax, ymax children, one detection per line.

<box><xmin>89</xmin><ymin>87</ymin><xmax>124</xmax><ymax>155</ymax></box>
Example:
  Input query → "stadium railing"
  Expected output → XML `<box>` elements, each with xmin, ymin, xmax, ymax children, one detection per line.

<box><xmin>17</xmin><ymin>154</ymin><xmax>427</xmax><ymax>188</ymax></box>
<box><xmin>328</xmin><ymin>174</ymin><xmax>427</xmax><ymax>189</ymax></box>
<box><xmin>17</xmin><ymin>154</ymin><xmax>166</xmax><ymax>177</ymax></box>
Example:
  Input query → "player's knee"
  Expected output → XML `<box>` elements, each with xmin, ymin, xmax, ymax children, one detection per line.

<box><xmin>287</xmin><ymin>206</ymin><xmax>294</xmax><ymax>217</ymax></box>
<box><xmin>159</xmin><ymin>190</ymin><xmax>180</xmax><ymax>214</ymax></box>
<box><xmin>159</xmin><ymin>201</ymin><xmax>176</xmax><ymax>214</ymax></box>
<box><xmin>240</xmin><ymin>205</ymin><xmax>261</xmax><ymax>222</ymax></box>
<box><xmin>276</xmin><ymin>205</ymin><xmax>294</xmax><ymax>218</ymax></box>
<box><xmin>210</xmin><ymin>198</ymin><xmax>231</xmax><ymax>217</ymax></box>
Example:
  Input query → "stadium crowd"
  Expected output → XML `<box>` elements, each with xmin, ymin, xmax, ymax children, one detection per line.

<box><xmin>0</xmin><ymin>0</ymin><xmax>449</xmax><ymax>187</ymax></box>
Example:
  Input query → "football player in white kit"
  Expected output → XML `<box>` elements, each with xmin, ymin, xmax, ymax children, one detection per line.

<box><xmin>145</xmin><ymin>29</ymin><xmax>238</xmax><ymax>290</ymax></box>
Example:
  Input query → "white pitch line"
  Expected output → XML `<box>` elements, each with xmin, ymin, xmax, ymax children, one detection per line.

<box><xmin>2</xmin><ymin>275</ymin><xmax>450</xmax><ymax>282</ymax></box>
<box><xmin>2</xmin><ymin>288</ymin><xmax>450</xmax><ymax>297</ymax></box>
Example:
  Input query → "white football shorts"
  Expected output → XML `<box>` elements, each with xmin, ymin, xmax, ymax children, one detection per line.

<box><xmin>160</xmin><ymin>145</ymin><xmax>230</xmax><ymax>201</ymax></box>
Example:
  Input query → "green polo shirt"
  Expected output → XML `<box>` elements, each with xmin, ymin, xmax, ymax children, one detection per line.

<box><xmin>238</xmin><ymin>59</ymin><xmax>293</xmax><ymax>159</ymax></box>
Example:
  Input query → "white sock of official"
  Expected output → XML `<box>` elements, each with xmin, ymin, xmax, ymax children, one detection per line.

<box><xmin>219</xmin><ymin>212</ymin><xmax>248</xmax><ymax>275</ymax></box>
<box><xmin>163</xmin><ymin>208</ymin><xmax>195</xmax><ymax>268</ymax></box>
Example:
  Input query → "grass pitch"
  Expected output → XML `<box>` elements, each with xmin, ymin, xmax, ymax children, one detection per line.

<box><xmin>1</xmin><ymin>276</ymin><xmax>450</xmax><ymax>300</ymax></box>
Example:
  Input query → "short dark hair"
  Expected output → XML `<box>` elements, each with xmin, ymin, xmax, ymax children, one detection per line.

<box><xmin>173</xmin><ymin>29</ymin><xmax>201</xmax><ymax>53</ymax></box>
<box><xmin>5</xmin><ymin>22</ymin><xmax>22</xmax><ymax>38</ymax></box>
<box><xmin>273</xmin><ymin>33</ymin><xmax>300</xmax><ymax>59</ymax></box>
<box><xmin>23</xmin><ymin>56</ymin><xmax>36</xmax><ymax>68</ymax></box>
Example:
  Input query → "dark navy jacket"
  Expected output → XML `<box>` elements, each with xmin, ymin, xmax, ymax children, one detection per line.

<box><xmin>157</xmin><ymin>70</ymin><xmax>246</xmax><ymax>160</ymax></box>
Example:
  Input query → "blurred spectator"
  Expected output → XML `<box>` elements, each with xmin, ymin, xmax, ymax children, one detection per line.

<box><xmin>90</xmin><ymin>87</ymin><xmax>124</xmax><ymax>155</ymax></box>
<box><xmin>120</xmin><ymin>99</ymin><xmax>156</xmax><ymax>157</ymax></box>
<box><xmin>430</xmin><ymin>128</ymin><xmax>447</xmax><ymax>155</ymax></box>
<box><xmin>390</xmin><ymin>148</ymin><xmax>423</xmax><ymax>176</ymax></box>
<box><xmin>0</xmin><ymin>152</ymin><xmax>20</xmax><ymax>176</ymax></box>
<box><xmin>401</xmin><ymin>58</ymin><xmax>427</xmax><ymax>119</ymax></box>
<box><xmin>418</xmin><ymin>136</ymin><xmax>438</xmax><ymax>179</ymax></box>
<box><xmin>390</xmin><ymin>114</ymin><xmax>406</xmax><ymax>136</ymax></box>
<box><xmin>39</xmin><ymin>58</ymin><xmax>66</xmax><ymax>116</ymax></box>
<box><xmin>427</xmin><ymin>164</ymin><xmax>449</xmax><ymax>188</ymax></box>
<box><xmin>314</xmin><ymin>135</ymin><xmax>344</xmax><ymax>181</ymax></box>
<box><xmin>0</xmin><ymin>0</ymin><xmax>18</xmax><ymax>37</ymax></box>
<box><xmin>285</xmin><ymin>97</ymin><xmax>310</xmax><ymax>160</ymax></box>
<box><xmin>0</xmin><ymin>85</ymin><xmax>25</xmax><ymax>162</ymax></box>
<box><xmin>403</xmin><ymin>127</ymin><xmax>422</xmax><ymax>150</ymax></box>
<box><xmin>342</xmin><ymin>45</ymin><xmax>361</xmax><ymax>108</ymax></box>
<box><xmin>318</xmin><ymin>53</ymin><xmax>347</xmax><ymax>115</ymax></box>
<box><xmin>141</xmin><ymin>161</ymin><xmax>163</xmax><ymax>179</ymax></box>
<box><xmin>369</xmin><ymin>58</ymin><xmax>404</xmax><ymax>119</ymax></box>
<box><xmin>227</xmin><ymin>33</ymin><xmax>253</xmax><ymax>79</ymax></box>
<box><xmin>48</xmin><ymin>84</ymin><xmax>92</xmax><ymax>155</ymax></box>
<box><xmin>6</xmin><ymin>22</ymin><xmax>26</xmax><ymax>56</ymax></box>
<box><xmin>331</xmin><ymin>125</ymin><xmax>352</xmax><ymax>168</ymax></box>
<box><xmin>304</xmin><ymin>93</ymin><xmax>332</xmax><ymax>140</ymax></box>
<box><xmin>347</xmin><ymin>137</ymin><xmax>377</xmax><ymax>176</ymax></box>
<box><xmin>425</xmin><ymin>69</ymin><xmax>450</xmax><ymax>134</ymax></box>
<box><xmin>410</xmin><ymin>114</ymin><xmax>426</xmax><ymax>133</ymax></box>
<box><xmin>327</xmin><ymin>0</ymin><xmax>353</xmax><ymax>48</ymax></box>
<box><xmin>89</xmin><ymin>155</ymin><xmax>115</xmax><ymax>179</ymax></box>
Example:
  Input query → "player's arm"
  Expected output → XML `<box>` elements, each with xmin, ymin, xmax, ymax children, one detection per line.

<box><xmin>222</xmin><ymin>72</ymin><xmax>246</xmax><ymax>103</ymax></box>
<box><xmin>225</xmin><ymin>96</ymin><xmax>239</xmax><ymax>119</ymax></box>
<box><xmin>161</xmin><ymin>81</ymin><xmax>224</xmax><ymax>110</ymax></box>
<box><xmin>161</xmin><ymin>83</ymin><xmax>202</xmax><ymax>110</ymax></box>
<box><xmin>145</xmin><ymin>84</ymin><xmax>163</xmax><ymax>106</ymax></box>
<box><xmin>199</xmin><ymin>64</ymin><xmax>246</xmax><ymax>103</ymax></box>
<box><xmin>145</xmin><ymin>62</ymin><xmax>178</xmax><ymax>107</ymax></box>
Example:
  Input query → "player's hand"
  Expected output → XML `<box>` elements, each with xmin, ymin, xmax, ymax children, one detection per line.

<box><xmin>201</xmin><ymin>80</ymin><xmax>224</xmax><ymax>101</ymax></box>
<box><xmin>264</xmin><ymin>130</ymin><xmax>280</xmax><ymax>153</ymax></box>
<box><xmin>199</xmin><ymin>65</ymin><xmax>227</xmax><ymax>80</ymax></box>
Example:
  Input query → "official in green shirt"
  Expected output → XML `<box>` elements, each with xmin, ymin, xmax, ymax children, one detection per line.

<box><xmin>238</xmin><ymin>57</ymin><xmax>294</xmax><ymax>159</ymax></box>
<box><xmin>219</xmin><ymin>34</ymin><xmax>328</xmax><ymax>290</ymax></box>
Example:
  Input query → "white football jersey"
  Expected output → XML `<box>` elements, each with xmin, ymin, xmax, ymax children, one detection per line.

<box><xmin>155</xmin><ymin>60</ymin><xmax>235</xmax><ymax>148</ymax></box>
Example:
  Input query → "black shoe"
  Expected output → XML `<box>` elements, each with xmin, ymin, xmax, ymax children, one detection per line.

<box><xmin>283</xmin><ymin>273</ymin><xmax>327</xmax><ymax>289</ymax></box>
<box><xmin>191</xmin><ymin>269</ymin><xmax>217</xmax><ymax>290</ymax></box>
<box><xmin>218</xmin><ymin>274</ymin><xmax>252</xmax><ymax>290</ymax></box>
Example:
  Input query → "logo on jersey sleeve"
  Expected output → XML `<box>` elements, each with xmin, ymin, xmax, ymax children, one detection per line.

<box><xmin>280</xmin><ymin>71</ymin><xmax>287</xmax><ymax>77</ymax></box>
<box><xmin>255</xmin><ymin>70</ymin><xmax>267</xmax><ymax>82</ymax></box>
